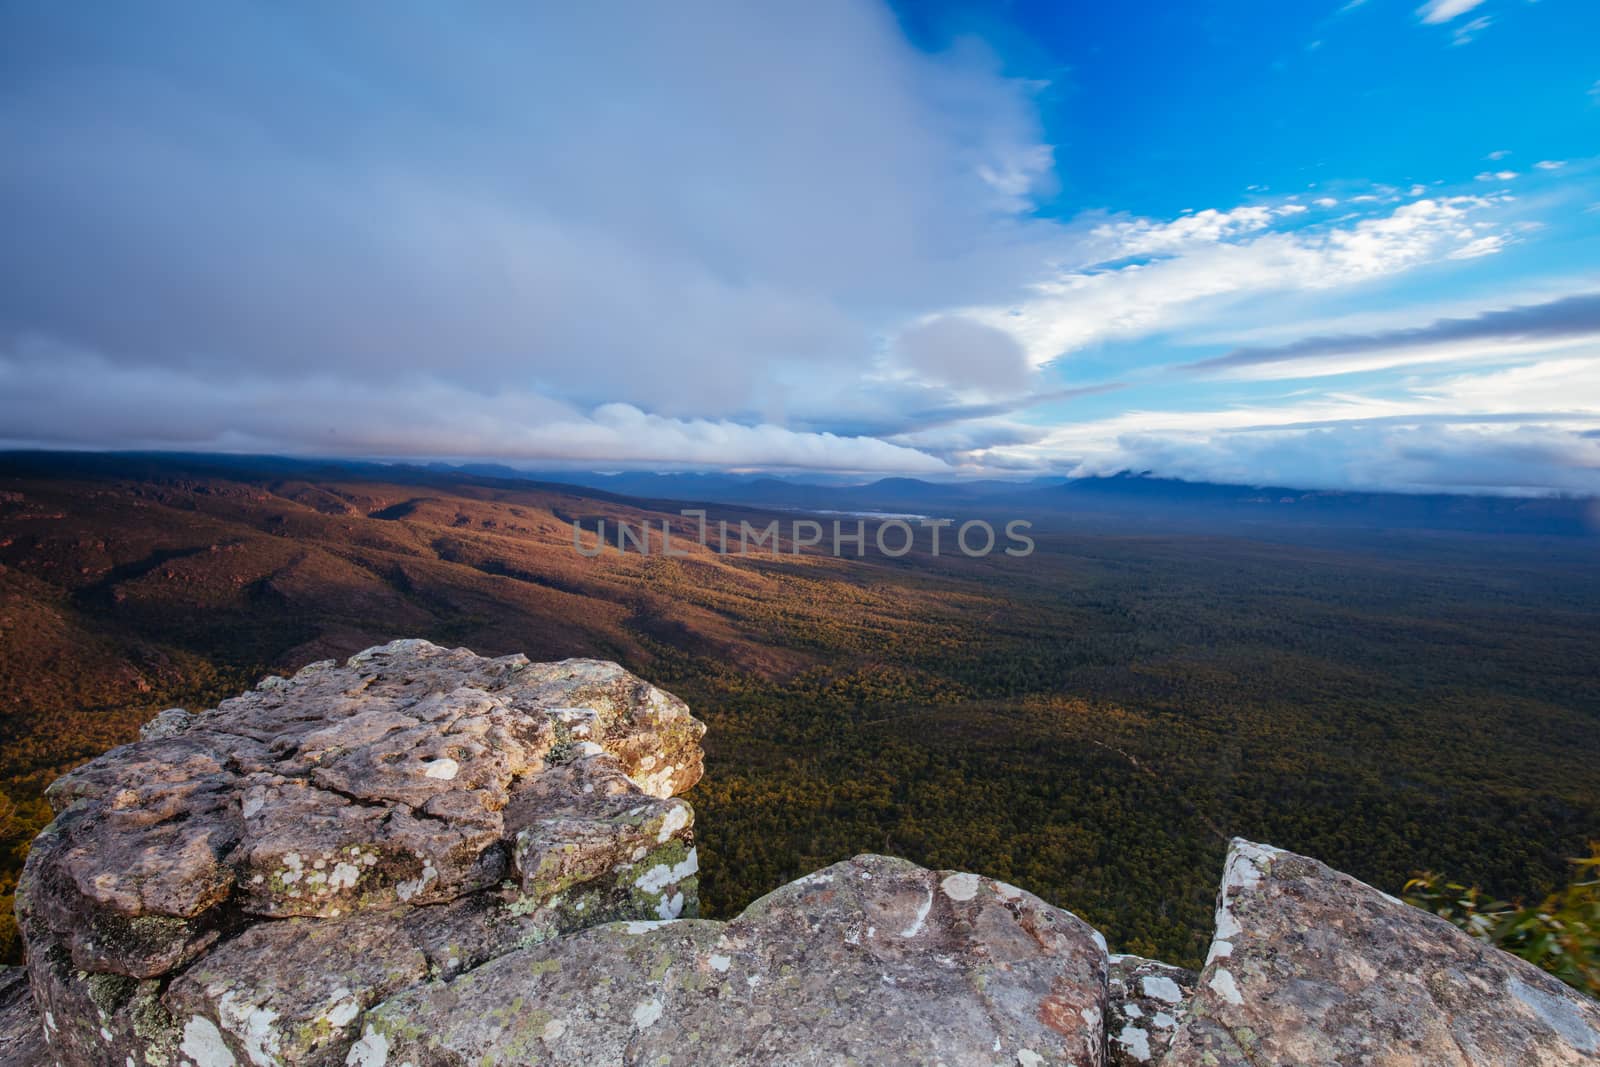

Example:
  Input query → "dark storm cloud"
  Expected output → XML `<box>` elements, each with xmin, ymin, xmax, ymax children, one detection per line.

<box><xmin>0</xmin><ymin>1</ymin><xmax>1057</xmax><ymax>468</ymax></box>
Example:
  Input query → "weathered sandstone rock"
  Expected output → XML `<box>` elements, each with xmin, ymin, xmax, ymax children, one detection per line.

<box><xmin>1165</xmin><ymin>838</ymin><xmax>1600</xmax><ymax>1066</ymax></box>
<box><xmin>13</xmin><ymin>644</ymin><xmax>1600</xmax><ymax>1067</ymax></box>
<box><xmin>17</xmin><ymin>640</ymin><xmax>705</xmax><ymax>1067</ymax></box>
<box><xmin>359</xmin><ymin>854</ymin><xmax>1108</xmax><ymax>1067</ymax></box>
<box><xmin>1106</xmin><ymin>954</ymin><xmax>1194</xmax><ymax>1066</ymax></box>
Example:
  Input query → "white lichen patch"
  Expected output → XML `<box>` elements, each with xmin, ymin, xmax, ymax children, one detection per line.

<box><xmin>656</xmin><ymin>804</ymin><xmax>691</xmax><ymax>843</ymax></box>
<box><xmin>939</xmin><ymin>873</ymin><xmax>980</xmax><ymax>901</ymax></box>
<box><xmin>216</xmin><ymin>991</ymin><xmax>281</xmax><ymax>1066</ymax></box>
<box><xmin>1208</xmin><ymin>968</ymin><xmax>1244</xmax><ymax>1006</ymax></box>
<box><xmin>900</xmin><ymin>890</ymin><xmax>934</xmax><ymax>938</ymax></box>
<box><xmin>1222</xmin><ymin>839</ymin><xmax>1281</xmax><ymax>899</ymax></box>
<box><xmin>657</xmin><ymin>891</ymin><xmax>685</xmax><ymax>919</ymax></box>
<box><xmin>1141</xmin><ymin>975</ymin><xmax>1184</xmax><ymax>1004</ymax></box>
<box><xmin>542</xmin><ymin>1018</ymin><xmax>568</xmax><ymax>1041</ymax></box>
<box><xmin>1115</xmin><ymin>1023</ymin><xmax>1152</xmax><ymax>1063</ymax></box>
<box><xmin>634</xmin><ymin>848</ymin><xmax>698</xmax><ymax>894</ymax></box>
<box><xmin>180</xmin><ymin>1016</ymin><xmax>237</xmax><ymax>1067</ymax></box>
<box><xmin>322</xmin><ymin>996</ymin><xmax>361</xmax><ymax>1030</ymax></box>
<box><xmin>632</xmin><ymin>999</ymin><xmax>664</xmax><ymax>1029</ymax></box>
<box><xmin>421</xmin><ymin>758</ymin><xmax>459</xmax><ymax>781</ymax></box>
<box><xmin>328</xmin><ymin>861</ymin><xmax>363</xmax><ymax>892</ymax></box>
<box><xmin>992</xmin><ymin>880</ymin><xmax>1024</xmax><ymax>901</ymax></box>
<box><xmin>344</xmin><ymin>1026</ymin><xmax>389</xmax><ymax>1067</ymax></box>
<box><xmin>708</xmin><ymin>953</ymin><xmax>732</xmax><ymax>973</ymax></box>
<box><xmin>1016</xmin><ymin>1050</ymin><xmax>1044</xmax><ymax>1067</ymax></box>
<box><xmin>396</xmin><ymin>860</ymin><xmax>437</xmax><ymax>902</ymax></box>
<box><xmin>623</xmin><ymin>920</ymin><xmax>676</xmax><ymax>934</ymax></box>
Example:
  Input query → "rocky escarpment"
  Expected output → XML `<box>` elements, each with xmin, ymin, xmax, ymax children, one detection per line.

<box><xmin>8</xmin><ymin>640</ymin><xmax>1600</xmax><ymax>1066</ymax></box>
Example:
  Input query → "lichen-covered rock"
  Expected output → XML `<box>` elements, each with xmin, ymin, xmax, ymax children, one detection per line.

<box><xmin>1106</xmin><ymin>954</ymin><xmax>1194</xmax><ymax>1065</ymax></box>
<box><xmin>17</xmin><ymin>640</ymin><xmax>705</xmax><ymax>1067</ymax></box>
<box><xmin>0</xmin><ymin>966</ymin><xmax>48</xmax><ymax>1066</ymax></box>
<box><xmin>22</xmin><ymin>643</ymin><xmax>1598</xmax><ymax>1067</ymax></box>
<box><xmin>1165</xmin><ymin>838</ymin><xmax>1600</xmax><ymax>1066</ymax></box>
<box><xmin>360</xmin><ymin>854</ymin><xmax>1110</xmax><ymax>1066</ymax></box>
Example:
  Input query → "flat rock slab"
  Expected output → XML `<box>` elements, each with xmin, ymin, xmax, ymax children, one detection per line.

<box><xmin>360</xmin><ymin>854</ymin><xmax>1111</xmax><ymax>1067</ymax></box>
<box><xmin>1166</xmin><ymin>838</ymin><xmax>1600</xmax><ymax>1066</ymax></box>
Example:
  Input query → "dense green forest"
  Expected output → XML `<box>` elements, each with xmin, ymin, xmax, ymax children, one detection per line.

<box><xmin>2</xmin><ymin>456</ymin><xmax>1597</xmax><ymax>969</ymax></box>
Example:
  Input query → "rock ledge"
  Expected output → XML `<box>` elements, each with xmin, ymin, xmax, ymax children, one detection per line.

<box><xmin>10</xmin><ymin>641</ymin><xmax>1600</xmax><ymax>1066</ymax></box>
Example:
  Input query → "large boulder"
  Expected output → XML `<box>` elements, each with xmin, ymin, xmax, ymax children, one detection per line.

<box><xmin>357</xmin><ymin>854</ymin><xmax>1110</xmax><ymax>1066</ymax></box>
<box><xmin>17</xmin><ymin>640</ymin><xmax>705</xmax><ymax>1067</ymax></box>
<box><xmin>1165</xmin><ymin>838</ymin><xmax>1600</xmax><ymax>1066</ymax></box>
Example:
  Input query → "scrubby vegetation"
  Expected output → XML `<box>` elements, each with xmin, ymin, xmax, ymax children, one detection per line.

<box><xmin>2</xmin><ymin>454</ymin><xmax>1597</xmax><ymax>968</ymax></box>
<box><xmin>1406</xmin><ymin>845</ymin><xmax>1600</xmax><ymax>1000</ymax></box>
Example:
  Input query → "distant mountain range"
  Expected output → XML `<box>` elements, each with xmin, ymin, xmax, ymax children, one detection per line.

<box><xmin>5</xmin><ymin>451</ymin><xmax>1596</xmax><ymax>537</ymax></box>
<box><xmin>440</xmin><ymin>465</ymin><xmax>1597</xmax><ymax>538</ymax></box>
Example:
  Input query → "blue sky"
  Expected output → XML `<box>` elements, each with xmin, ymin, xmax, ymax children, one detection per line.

<box><xmin>2</xmin><ymin>0</ymin><xmax>1598</xmax><ymax>493</ymax></box>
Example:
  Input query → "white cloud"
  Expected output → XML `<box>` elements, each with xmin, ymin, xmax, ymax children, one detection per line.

<box><xmin>1534</xmin><ymin>160</ymin><xmax>1567</xmax><ymax>171</ymax></box>
<box><xmin>1475</xmin><ymin>170</ymin><xmax>1518</xmax><ymax>181</ymax></box>
<box><xmin>1449</xmin><ymin>233</ymin><xmax>1509</xmax><ymax>259</ymax></box>
<box><xmin>964</xmin><ymin>196</ymin><xmax>1511</xmax><ymax>367</ymax></box>
<box><xmin>0</xmin><ymin>344</ymin><xmax>949</xmax><ymax>473</ymax></box>
<box><xmin>1451</xmin><ymin>15</ymin><xmax>1492</xmax><ymax>45</ymax></box>
<box><xmin>973</xmin><ymin>357</ymin><xmax>1600</xmax><ymax>493</ymax></box>
<box><xmin>0</xmin><ymin>1</ymin><xmax>1057</xmax><ymax>429</ymax></box>
<box><xmin>1416</xmin><ymin>0</ymin><xmax>1488</xmax><ymax>25</ymax></box>
<box><xmin>1087</xmin><ymin>206</ymin><xmax>1279</xmax><ymax>255</ymax></box>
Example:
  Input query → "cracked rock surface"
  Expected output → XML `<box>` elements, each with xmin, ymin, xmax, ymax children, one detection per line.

<box><xmin>13</xmin><ymin>643</ymin><xmax>1600</xmax><ymax>1067</ymax></box>
<box><xmin>357</xmin><ymin>854</ymin><xmax>1108</xmax><ymax>1067</ymax></box>
<box><xmin>1165</xmin><ymin>838</ymin><xmax>1600</xmax><ymax>1066</ymax></box>
<box><xmin>17</xmin><ymin>640</ymin><xmax>705</xmax><ymax>1067</ymax></box>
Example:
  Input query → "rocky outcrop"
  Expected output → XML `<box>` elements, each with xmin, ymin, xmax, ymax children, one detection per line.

<box><xmin>359</xmin><ymin>855</ymin><xmax>1107</xmax><ymax>1066</ymax></box>
<box><xmin>16</xmin><ymin>640</ymin><xmax>705</xmax><ymax>1066</ymax></box>
<box><xmin>1165</xmin><ymin>839</ymin><xmax>1600</xmax><ymax>1066</ymax></box>
<box><xmin>10</xmin><ymin>641</ymin><xmax>1600</xmax><ymax>1066</ymax></box>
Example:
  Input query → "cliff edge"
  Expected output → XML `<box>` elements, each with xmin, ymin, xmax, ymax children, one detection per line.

<box><xmin>8</xmin><ymin>640</ymin><xmax>1599</xmax><ymax>1065</ymax></box>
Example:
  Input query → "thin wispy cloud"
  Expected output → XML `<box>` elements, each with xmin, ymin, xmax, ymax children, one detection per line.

<box><xmin>1417</xmin><ymin>0</ymin><xmax>1489</xmax><ymax>25</ymax></box>
<box><xmin>1183</xmin><ymin>293</ymin><xmax>1600</xmax><ymax>380</ymax></box>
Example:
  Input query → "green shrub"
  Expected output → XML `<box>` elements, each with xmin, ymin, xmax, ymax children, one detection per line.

<box><xmin>1405</xmin><ymin>843</ymin><xmax>1600</xmax><ymax>1000</ymax></box>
